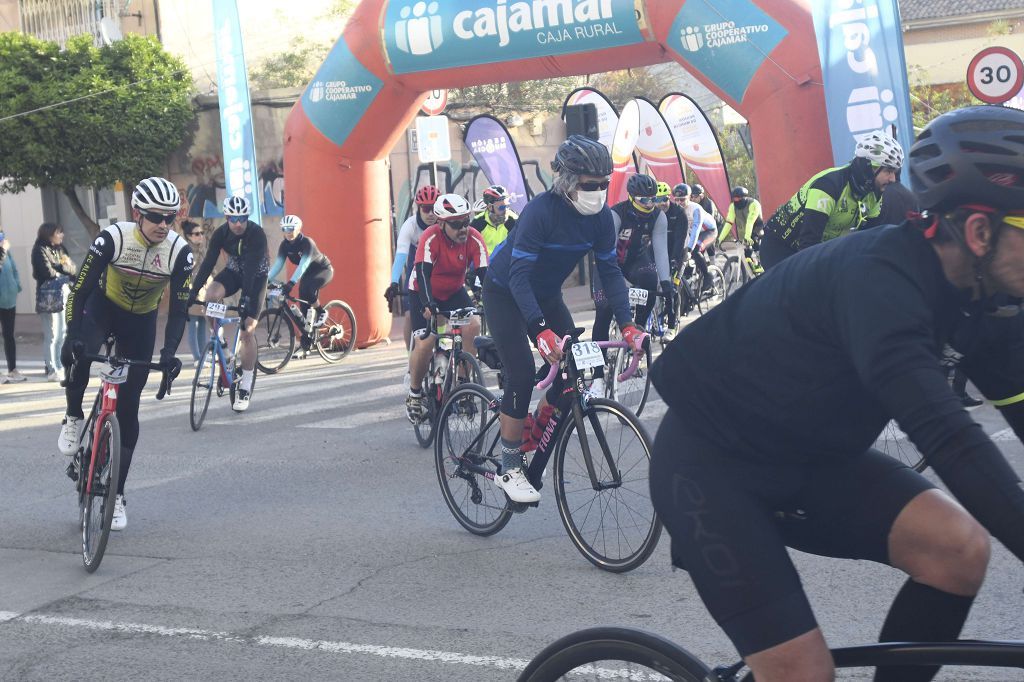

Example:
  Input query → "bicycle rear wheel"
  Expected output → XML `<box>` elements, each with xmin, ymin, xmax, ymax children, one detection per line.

<box><xmin>414</xmin><ymin>352</ymin><xmax>445</xmax><ymax>448</ymax></box>
<box><xmin>434</xmin><ymin>382</ymin><xmax>512</xmax><ymax>535</ymax></box>
<box><xmin>81</xmin><ymin>413</ymin><xmax>121</xmax><ymax>573</ymax></box>
<box><xmin>610</xmin><ymin>342</ymin><xmax>651</xmax><ymax>417</ymax></box>
<box><xmin>315</xmin><ymin>299</ymin><xmax>357</xmax><ymax>363</ymax></box>
<box><xmin>722</xmin><ymin>257</ymin><xmax>740</xmax><ymax>299</ymax></box>
<box><xmin>254</xmin><ymin>309</ymin><xmax>294</xmax><ymax>374</ymax></box>
<box><xmin>876</xmin><ymin>420</ymin><xmax>927</xmax><ymax>472</ymax></box>
<box><xmin>697</xmin><ymin>265</ymin><xmax>726</xmax><ymax>315</ymax></box>
<box><xmin>189</xmin><ymin>342</ymin><xmax>216</xmax><ymax>431</ymax></box>
<box><xmin>554</xmin><ymin>398</ymin><xmax>661</xmax><ymax>572</ymax></box>
<box><xmin>518</xmin><ymin>626</ymin><xmax>710</xmax><ymax>682</ymax></box>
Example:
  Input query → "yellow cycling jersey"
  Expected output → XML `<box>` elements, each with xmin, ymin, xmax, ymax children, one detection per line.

<box><xmin>471</xmin><ymin>209</ymin><xmax>517</xmax><ymax>254</ymax></box>
<box><xmin>100</xmin><ymin>222</ymin><xmax>189</xmax><ymax>313</ymax></box>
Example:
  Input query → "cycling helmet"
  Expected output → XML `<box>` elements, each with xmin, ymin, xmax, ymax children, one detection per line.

<box><xmin>626</xmin><ymin>174</ymin><xmax>658</xmax><ymax>198</ymax></box>
<box><xmin>656</xmin><ymin>181</ymin><xmax>672</xmax><ymax>198</ymax></box>
<box><xmin>482</xmin><ymin>184</ymin><xmax>509</xmax><ymax>204</ymax></box>
<box><xmin>854</xmin><ymin>131</ymin><xmax>904</xmax><ymax>169</ymax></box>
<box><xmin>132</xmin><ymin>177</ymin><xmax>180</xmax><ymax>212</ymax></box>
<box><xmin>690</xmin><ymin>183</ymin><xmax>705</xmax><ymax>197</ymax></box>
<box><xmin>415</xmin><ymin>185</ymin><xmax>441</xmax><ymax>207</ymax></box>
<box><xmin>673</xmin><ymin>183</ymin><xmax>691</xmax><ymax>198</ymax></box>
<box><xmin>731</xmin><ymin>186</ymin><xmax>750</xmax><ymax>199</ymax></box>
<box><xmin>472</xmin><ymin>198</ymin><xmax>487</xmax><ymax>212</ymax></box>
<box><xmin>280</xmin><ymin>214</ymin><xmax>303</xmax><ymax>232</ymax></box>
<box><xmin>551</xmin><ymin>134</ymin><xmax>613</xmax><ymax>176</ymax></box>
<box><xmin>222</xmin><ymin>195</ymin><xmax>251</xmax><ymax>217</ymax></box>
<box><xmin>433</xmin><ymin>193</ymin><xmax>472</xmax><ymax>220</ymax></box>
<box><xmin>910</xmin><ymin>106</ymin><xmax>1024</xmax><ymax>212</ymax></box>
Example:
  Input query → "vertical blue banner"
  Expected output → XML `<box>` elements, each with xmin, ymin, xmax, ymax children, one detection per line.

<box><xmin>212</xmin><ymin>0</ymin><xmax>262</xmax><ymax>224</ymax></box>
<box><xmin>463</xmin><ymin>116</ymin><xmax>530</xmax><ymax>214</ymax></box>
<box><xmin>812</xmin><ymin>0</ymin><xmax>914</xmax><ymax>170</ymax></box>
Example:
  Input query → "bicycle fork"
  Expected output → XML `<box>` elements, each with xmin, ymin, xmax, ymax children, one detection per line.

<box><xmin>85</xmin><ymin>384</ymin><xmax>117</xmax><ymax>497</ymax></box>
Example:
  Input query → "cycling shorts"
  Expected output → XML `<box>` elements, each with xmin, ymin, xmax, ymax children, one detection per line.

<box><xmin>411</xmin><ymin>287</ymin><xmax>473</xmax><ymax>336</ymax></box>
<box><xmin>649</xmin><ymin>408</ymin><xmax>935</xmax><ymax>657</ymax></box>
<box><xmin>213</xmin><ymin>269</ymin><xmax>267</xmax><ymax>321</ymax></box>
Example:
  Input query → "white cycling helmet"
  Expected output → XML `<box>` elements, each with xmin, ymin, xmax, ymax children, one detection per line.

<box><xmin>222</xmin><ymin>195</ymin><xmax>251</xmax><ymax>217</ymax></box>
<box><xmin>281</xmin><ymin>214</ymin><xmax>303</xmax><ymax>232</ymax></box>
<box><xmin>433</xmin><ymin>193</ymin><xmax>472</xmax><ymax>220</ymax></box>
<box><xmin>131</xmin><ymin>177</ymin><xmax>180</xmax><ymax>212</ymax></box>
<box><xmin>855</xmin><ymin>132</ymin><xmax>904</xmax><ymax>169</ymax></box>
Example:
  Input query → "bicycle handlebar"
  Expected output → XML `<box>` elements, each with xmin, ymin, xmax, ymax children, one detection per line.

<box><xmin>535</xmin><ymin>336</ymin><xmax>648</xmax><ymax>391</ymax></box>
<box><xmin>67</xmin><ymin>352</ymin><xmax>179</xmax><ymax>399</ymax></box>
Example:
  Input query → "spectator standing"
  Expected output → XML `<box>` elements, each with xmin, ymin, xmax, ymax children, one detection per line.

<box><xmin>181</xmin><ymin>220</ymin><xmax>209</xmax><ymax>366</ymax></box>
<box><xmin>32</xmin><ymin>223</ymin><xmax>77</xmax><ymax>381</ymax></box>
<box><xmin>0</xmin><ymin>231</ymin><xmax>25</xmax><ymax>383</ymax></box>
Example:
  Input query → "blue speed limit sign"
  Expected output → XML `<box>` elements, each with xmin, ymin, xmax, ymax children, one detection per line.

<box><xmin>967</xmin><ymin>46</ymin><xmax>1024</xmax><ymax>104</ymax></box>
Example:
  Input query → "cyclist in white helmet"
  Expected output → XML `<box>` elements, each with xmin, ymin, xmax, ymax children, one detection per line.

<box><xmin>267</xmin><ymin>214</ymin><xmax>334</xmax><ymax>352</ymax></box>
<box><xmin>188</xmin><ymin>194</ymin><xmax>268</xmax><ymax>412</ymax></box>
<box><xmin>58</xmin><ymin>176</ymin><xmax>191</xmax><ymax>531</ymax></box>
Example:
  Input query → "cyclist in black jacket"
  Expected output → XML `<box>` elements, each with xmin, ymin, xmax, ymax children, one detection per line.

<box><xmin>650</xmin><ymin>106</ymin><xmax>1024</xmax><ymax>682</ymax></box>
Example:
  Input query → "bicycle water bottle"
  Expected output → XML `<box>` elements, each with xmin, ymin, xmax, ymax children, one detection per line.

<box><xmin>305</xmin><ymin>307</ymin><xmax>316</xmax><ymax>331</ymax></box>
<box><xmin>289</xmin><ymin>302</ymin><xmax>302</xmax><ymax>319</ymax></box>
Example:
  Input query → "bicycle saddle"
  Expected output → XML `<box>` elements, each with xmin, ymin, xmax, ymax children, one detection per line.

<box><xmin>473</xmin><ymin>336</ymin><xmax>503</xmax><ymax>370</ymax></box>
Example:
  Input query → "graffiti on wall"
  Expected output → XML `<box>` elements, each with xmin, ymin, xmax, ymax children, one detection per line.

<box><xmin>180</xmin><ymin>153</ymin><xmax>285</xmax><ymax>218</ymax></box>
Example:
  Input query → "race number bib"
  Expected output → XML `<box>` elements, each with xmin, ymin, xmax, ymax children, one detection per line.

<box><xmin>99</xmin><ymin>364</ymin><xmax>129</xmax><ymax>385</ymax></box>
<box><xmin>205</xmin><ymin>302</ymin><xmax>227</xmax><ymax>319</ymax></box>
<box><xmin>628</xmin><ymin>288</ymin><xmax>649</xmax><ymax>306</ymax></box>
<box><xmin>571</xmin><ymin>342</ymin><xmax>604</xmax><ymax>370</ymax></box>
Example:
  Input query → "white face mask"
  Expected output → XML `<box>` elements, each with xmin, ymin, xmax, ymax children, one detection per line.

<box><xmin>569</xmin><ymin>189</ymin><xmax>607</xmax><ymax>216</ymax></box>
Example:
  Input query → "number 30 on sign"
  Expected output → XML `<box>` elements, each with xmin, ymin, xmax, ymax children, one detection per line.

<box><xmin>967</xmin><ymin>46</ymin><xmax>1024</xmax><ymax>105</ymax></box>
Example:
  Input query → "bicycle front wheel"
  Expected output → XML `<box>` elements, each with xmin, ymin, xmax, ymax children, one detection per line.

<box><xmin>189</xmin><ymin>342</ymin><xmax>216</xmax><ymax>431</ymax></box>
<box><xmin>697</xmin><ymin>265</ymin><xmax>726</xmax><ymax>315</ymax></box>
<box><xmin>315</xmin><ymin>299</ymin><xmax>357</xmax><ymax>363</ymax></box>
<box><xmin>254</xmin><ymin>309</ymin><xmax>294</xmax><ymax>374</ymax></box>
<box><xmin>414</xmin><ymin>354</ymin><xmax>444</xmax><ymax>448</ymax></box>
<box><xmin>876</xmin><ymin>420</ymin><xmax>927</xmax><ymax>472</ymax></box>
<box><xmin>554</xmin><ymin>398</ymin><xmax>661</xmax><ymax>572</ymax></box>
<box><xmin>434</xmin><ymin>382</ymin><xmax>512</xmax><ymax>535</ymax></box>
<box><xmin>518</xmin><ymin>627</ymin><xmax>710</xmax><ymax>682</ymax></box>
<box><xmin>81</xmin><ymin>412</ymin><xmax>121</xmax><ymax>573</ymax></box>
<box><xmin>611</xmin><ymin>343</ymin><xmax>651</xmax><ymax>417</ymax></box>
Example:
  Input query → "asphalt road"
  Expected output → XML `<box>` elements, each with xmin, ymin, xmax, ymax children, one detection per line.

<box><xmin>2</xmin><ymin>308</ymin><xmax>1023</xmax><ymax>681</ymax></box>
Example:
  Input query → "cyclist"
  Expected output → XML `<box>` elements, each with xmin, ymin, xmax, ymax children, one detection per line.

<box><xmin>57</xmin><ymin>177</ymin><xmax>189</xmax><ymax>531</ymax></box>
<box><xmin>761</xmin><ymin>130</ymin><xmax>903</xmax><ymax>269</ymax></box>
<box><xmin>188</xmin><ymin>195</ymin><xmax>268</xmax><ymax>413</ymax></box>
<box><xmin>267</xmin><ymin>214</ymin><xmax>333</xmax><ymax>351</ymax></box>
<box><xmin>590</xmin><ymin>173</ymin><xmax>671</xmax><ymax>394</ymax></box>
<box><xmin>690</xmin><ymin>183</ymin><xmax>723</xmax><ymax>231</ymax></box>
<box><xmin>405</xmin><ymin>193</ymin><xmax>488</xmax><ymax>421</ymax></box>
<box><xmin>385</xmin><ymin>185</ymin><xmax>439</xmax><ymax>350</ymax></box>
<box><xmin>719</xmin><ymin>186</ymin><xmax>765</xmax><ymax>276</ymax></box>
<box><xmin>483</xmin><ymin>135</ymin><xmax>645</xmax><ymax>504</ymax></box>
<box><xmin>656</xmin><ymin>181</ymin><xmax>684</xmax><ymax>332</ymax></box>
<box><xmin>673</xmin><ymin>183</ymin><xmax>718</xmax><ymax>314</ymax></box>
<box><xmin>649</xmin><ymin>106</ymin><xmax>1024</xmax><ymax>682</ymax></box>
<box><xmin>470</xmin><ymin>184</ymin><xmax>518</xmax><ymax>255</ymax></box>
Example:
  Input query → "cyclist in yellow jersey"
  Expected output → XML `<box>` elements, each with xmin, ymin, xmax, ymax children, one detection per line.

<box><xmin>719</xmin><ymin>186</ymin><xmax>764</xmax><ymax>247</ymax></box>
<box><xmin>58</xmin><ymin>177</ymin><xmax>191</xmax><ymax>531</ymax></box>
<box><xmin>470</xmin><ymin>184</ymin><xmax>518</xmax><ymax>255</ymax></box>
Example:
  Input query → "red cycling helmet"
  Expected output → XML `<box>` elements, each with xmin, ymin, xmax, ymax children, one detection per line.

<box><xmin>415</xmin><ymin>185</ymin><xmax>441</xmax><ymax>207</ymax></box>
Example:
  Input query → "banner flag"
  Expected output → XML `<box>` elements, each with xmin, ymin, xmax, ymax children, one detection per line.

<box><xmin>634</xmin><ymin>98</ymin><xmax>685</xmax><ymax>190</ymax></box>
<box><xmin>562</xmin><ymin>87</ymin><xmax>621</xmax><ymax>153</ymax></box>
<box><xmin>212</xmin><ymin>0</ymin><xmax>262</xmax><ymax>223</ymax></box>
<box><xmin>811</xmin><ymin>0</ymin><xmax>914</xmax><ymax>169</ymax></box>
<box><xmin>463</xmin><ymin>115</ymin><xmax>530</xmax><ymax>213</ymax></box>
<box><xmin>608</xmin><ymin>99</ymin><xmax>641</xmax><ymax>205</ymax></box>
<box><xmin>659</xmin><ymin>93</ymin><xmax>731</xmax><ymax>212</ymax></box>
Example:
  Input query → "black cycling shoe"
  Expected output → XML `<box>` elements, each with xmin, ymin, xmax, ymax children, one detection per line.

<box><xmin>960</xmin><ymin>393</ymin><xmax>984</xmax><ymax>408</ymax></box>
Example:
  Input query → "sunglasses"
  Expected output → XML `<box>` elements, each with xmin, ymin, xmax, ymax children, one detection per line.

<box><xmin>281</xmin><ymin>227</ymin><xmax>296</xmax><ymax>233</ymax></box>
<box><xmin>143</xmin><ymin>212</ymin><xmax>177</xmax><ymax>225</ymax></box>
<box><xmin>634</xmin><ymin>196</ymin><xmax>656</xmax><ymax>205</ymax></box>
<box><xmin>655</xmin><ymin>196</ymin><xmax>670</xmax><ymax>203</ymax></box>
<box><xmin>491</xmin><ymin>204</ymin><xmax>508</xmax><ymax>212</ymax></box>
<box><xmin>577</xmin><ymin>180</ymin><xmax>610</xmax><ymax>191</ymax></box>
<box><xmin>443</xmin><ymin>219</ymin><xmax>471</xmax><ymax>230</ymax></box>
<box><xmin>227</xmin><ymin>215</ymin><xmax>248</xmax><ymax>223</ymax></box>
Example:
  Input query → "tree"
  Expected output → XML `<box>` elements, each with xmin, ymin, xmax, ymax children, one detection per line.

<box><xmin>0</xmin><ymin>32</ymin><xmax>193</xmax><ymax>236</ymax></box>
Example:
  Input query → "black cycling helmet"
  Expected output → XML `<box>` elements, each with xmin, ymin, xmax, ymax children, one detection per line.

<box><xmin>690</xmin><ymin>183</ymin><xmax>705</xmax><ymax>197</ymax></box>
<box><xmin>731</xmin><ymin>186</ymin><xmax>749</xmax><ymax>199</ymax></box>
<box><xmin>626</xmin><ymin>174</ymin><xmax>658</xmax><ymax>198</ymax></box>
<box><xmin>909</xmin><ymin>105</ymin><xmax>1024</xmax><ymax>212</ymax></box>
<box><xmin>551</xmin><ymin>134</ymin><xmax>613</xmax><ymax>176</ymax></box>
<box><xmin>672</xmin><ymin>183</ymin><xmax>691</xmax><ymax>198</ymax></box>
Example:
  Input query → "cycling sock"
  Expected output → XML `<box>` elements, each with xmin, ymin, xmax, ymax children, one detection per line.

<box><xmin>501</xmin><ymin>437</ymin><xmax>523</xmax><ymax>473</ymax></box>
<box><xmin>874</xmin><ymin>579</ymin><xmax>975</xmax><ymax>682</ymax></box>
<box><xmin>240</xmin><ymin>369</ymin><xmax>254</xmax><ymax>392</ymax></box>
<box><xmin>408</xmin><ymin>387</ymin><xmax>422</xmax><ymax>397</ymax></box>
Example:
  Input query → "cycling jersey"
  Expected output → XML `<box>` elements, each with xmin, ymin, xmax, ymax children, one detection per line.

<box><xmin>191</xmin><ymin>220</ymin><xmax>269</xmax><ymax>315</ymax></box>
<box><xmin>720</xmin><ymin>198</ymin><xmax>764</xmax><ymax>244</ymax></box>
<box><xmin>411</xmin><ymin>224</ymin><xmax>488</xmax><ymax>303</ymax></box>
<box><xmin>268</xmin><ymin>234</ymin><xmax>331</xmax><ymax>283</ymax></box>
<box><xmin>663</xmin><ymin>202</ymin><xmax>688</xmax><ymax>265</ymax></box>
<box><xmin>610</xmin><ymin>201</ymin><xmax>670</xmax><ymax>282</ymax></box>
<box><xmin>470</xmin><ymin>209</ymin><xmax>517</xmax><ymax>255</ymax></box>
<box><xmin>390</xmin><ymin>212</ymin><xmax>431</xmax><ymax>284</ymax></box>
<box><xmin>681</xmin><ymin>203</ymin><xmax>717</xmax><ymax>252</ymax></box>
<box><xmin>696</xmin><ymin>195</ymin><xmax>724</xmax><ymax>230</ymax></box>
<box><xmin>764</xmin><ymin>163</ymin><xmax>882</xmax><ymax>252</ymax></box>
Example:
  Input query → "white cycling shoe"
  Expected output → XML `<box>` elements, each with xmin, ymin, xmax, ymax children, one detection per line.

<box><xmin>58</xmin><ymin>415</ymin><xmax>82</xmax><ymax>456</ymax></box>
<box><xmin>496</xmin><ymin>467</ymin><xmax>541</xmax><ymax>503</ymax></box>
<box><xmin>233</xmin><ymin>389</ymin><xmax>251</xmax><ymax>412</ymax></box>
<box><xmin>111</xmin><ymin>495</ymin><xmax>127</xmax><ymax>531</ymax></box>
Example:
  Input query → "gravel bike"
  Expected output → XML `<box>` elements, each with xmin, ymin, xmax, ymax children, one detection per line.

<box><xmin>189</xmin><ymin>302</ymin><xmax>257</xmax><ymax>430</ymax></box>
<box><xmin>254</xmin><ymin>282</ymin><xmax>356</xmax><ymax>373</ymax></box>
<box><xmin>434</xmin><ymin>331</ymin><xmax>661</xmax><ymax>572</ymax></box>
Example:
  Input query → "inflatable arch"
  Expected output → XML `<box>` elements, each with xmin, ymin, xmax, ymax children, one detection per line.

<box><xmin>284</xmin><ymin>0</ymin><xmax>832</xmax><ymax>345</ymax></box>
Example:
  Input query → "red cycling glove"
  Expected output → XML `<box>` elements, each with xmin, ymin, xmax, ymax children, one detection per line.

<box><xmin>621</xmin><ymin>325</ymin><xmax>648</xmax><ymax>352</ymax></box>
<box><xmin>535</xmin><ymin>329</ymin><xmax>561</xmax><ymax>358</ymax></box>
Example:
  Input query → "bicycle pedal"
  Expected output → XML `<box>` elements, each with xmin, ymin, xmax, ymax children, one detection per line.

<box><xmin>507</xmin><ymin>499</ymin><xmax>540</xmax><ymax>513</ymax></box>
<box><xmin>65</xmin><ymin>461</ymin><xmax>79</xmax><ymax>482</ymax></box>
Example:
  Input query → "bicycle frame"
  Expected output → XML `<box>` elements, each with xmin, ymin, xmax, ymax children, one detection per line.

<box><xmin>424</xmin><ymin>307</ymin><xmax>478</xmax><ymax>405</ymax></box>
<box><xmin>82</xmin><ymin>370</ymin><xmax>121</xmax><ymax>498</ymax></box>
<box><xmin>206</xmin><ymin>311</ymin><xmax>243</xmax><ymax>388</ymax></box>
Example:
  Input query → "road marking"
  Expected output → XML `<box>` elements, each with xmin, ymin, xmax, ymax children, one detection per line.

<box><xmin>0</xmin><ymin>611</ymin><xmax>19</xmax><ymax>622</ymax></box>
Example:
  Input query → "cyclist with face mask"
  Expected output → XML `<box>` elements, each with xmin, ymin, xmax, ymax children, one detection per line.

<box><xmin>483</xmin><ymin>135</ymin><xmax>645</xmax><ymax>504</ymax></box>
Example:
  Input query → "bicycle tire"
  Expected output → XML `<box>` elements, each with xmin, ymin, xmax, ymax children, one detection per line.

<box><xmin>434</xmin><ymin>382</ymin><xmax>512</xmax><ymax>535</ymax></box>
<box><xmin>456</xmin><ymin>349</ymin><xmax>484</xmax><ymax>386</ymax></box>
<box><xmin>876</xmin><ymin>420</ymin><xmax>927</xmax><ymax>472</ymax></box>
<box><xmin>697</xmin><ymin>265</ymin><xmax>726</xmax><ymax>315</ymax></box>
<box><xmin>315</xmin><ymin>299</ymin><xmax>357</xmax><ymax>363</ymax></box>
<box><xmin>518</xmin><ymin>626</ymin><xmax>710</xmax><ymax>682</ymax></box>
<box><xmin>189</xmin><ymin>342</ymin><xmax>216</xmax><ymax>431</ymax></box>
<box><xmin>414</xmin><ymin>352</ymin><xmax>445</xmax><ymax>448</ymax></box>
<box><xmin>554</xmin><ymin>398</ymin><xmax>661</xmax><ymax>572</ymax></box>
<box><xmin>611</xmin><ymin>342</ymin><xmax>651</xmax><ymax>417</ymax></box>
<box><xmin>254</xmin><ymin>309</ymin><xmax>294</xmax><ymax>374</ymax></box>
<box><xmin>722</xmin><ymin>257</ymin><xmax>741</xmax><ymax>299</ymax></box>
<box><xmin>81</xmin><ymin>412</ymin><xmax>121</xmax><ymax>573</ymax></box>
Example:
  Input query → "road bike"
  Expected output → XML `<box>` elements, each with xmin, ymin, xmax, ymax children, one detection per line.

<box><xmin>189</xmin><ymin>302</ymin><xmax>258</xmax><ymax>431</ymax></box>
<box><xmin>254</xmin><ymin>282</ymin><xmax>357</xmax><ymax>374</ymax></box>
<box><xmin>519</xmin><ymin>626</ymin><xmax>1024</xmax><ymax>681</ymax></box>
<box><xmin>678</xmin><ymin>248</ymin><xmax>726</xmax><ymax>316</ymax></box>
<box><xmin>63</xmin><ymin>336</ymin><xmax>174</xmax><ymax>572</ymax></box>
<box><xmin>875</xmin><ymin>419</ymin><xmax>927</xmax><ymax>472</ymax></box>
<box><xmin>601</xmin><ymin>287</ymin><xmax>657</xmax><ymax>417</ymax></box>
<box><xmin>410</xmin><ymin>306</ymin><xmax>483</xmax><ymax>448</ymax></box>
<box><xmin>434</xmin><ymin>331</ymin><xmax>662</xmax><ymax>572</ymax></box>
<box><xmin>719</xmin><ymin>241</ymin><xmax>763</xmax><ymax>298</ymax></box>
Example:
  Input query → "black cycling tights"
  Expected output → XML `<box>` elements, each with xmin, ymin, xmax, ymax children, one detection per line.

<box><xmin>298</xmin><ymin>266</ymin><xmax>334</xmax><ymax>315</ymax></box>
<box><xmin>592</xmin><ymin>266</ymin><xmax>657</xmax><ymax>379</ymax></box>
<box><xmin>65</xmin><ymin>290</ymin><xmax>156</xmax><ymax>495</ymax></box>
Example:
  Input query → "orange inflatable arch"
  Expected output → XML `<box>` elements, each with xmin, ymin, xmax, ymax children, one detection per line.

<box><xmin>284</xmin><ymin>0</ymin><xmax>832</xmax><ymax>346</ymax></box>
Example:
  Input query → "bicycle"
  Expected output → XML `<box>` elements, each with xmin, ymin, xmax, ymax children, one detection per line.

<box><xmin>720</xmin><ymin>240</ymin><xmax>763</xmax><ymax>298</ymax></box>
<box><xmin>189</xmin><ymin>302</ymin><xmax>258</xmax><ymax>431</ymax></box>
<box><xmin>410</xmin><ymin>306</ymin><xmax>484</xmax><ymax>448</ymax></box>
<box><xmin>875</xmin><ymin>419</ymin><xmax>927</xmax><ymax>472</ymax></box>
<box><xmin>601</xmin><ymin>287</ymin><xmax>657</xmax><ymax>417</ymax></box>
<box><xmin>254</xmin><ymin>281</ymin><xmax>357</xmax><ymax>374</ymax></box>
<box><xmin>519</xmin><ymin>625</ymin><xmax>1024</xmax><ymax>681</ymax></box>
<box><xmin>678</xmin><ymin>249</ymin><xmax>726</xmax><ymax>316</ymax></box>
<box><xmin>63</xmin><ymin>336</ymin><xmax>174</xmax><ymax>572</ymax></box>
<box><xmin>434</xmin><ymin>331</ymin><xmax>662</xmax><ymax>572</ymax></box>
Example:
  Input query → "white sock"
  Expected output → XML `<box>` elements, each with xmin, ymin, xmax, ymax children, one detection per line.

<box><xmin>241</xmin><ymin>369</ymin><xmax>254</xmax><ymax>392</ymax></box>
